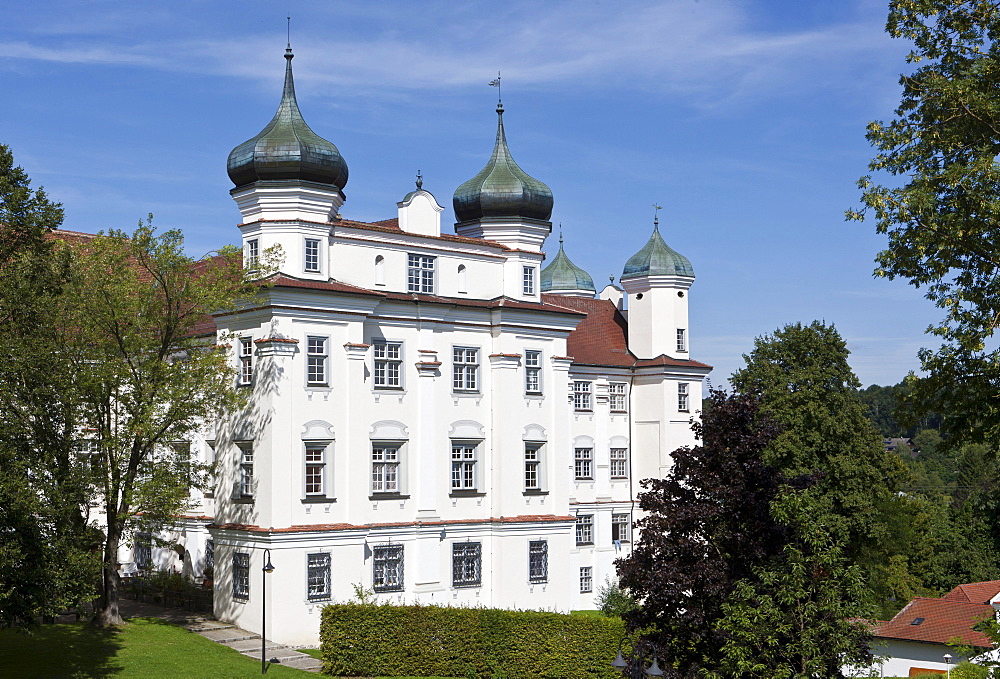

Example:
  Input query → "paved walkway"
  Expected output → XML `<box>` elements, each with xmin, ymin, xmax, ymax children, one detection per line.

<box><xmin>117</xmin><ymin>599</ymin><xmax>324</xmax><ymax>673</ymax></box>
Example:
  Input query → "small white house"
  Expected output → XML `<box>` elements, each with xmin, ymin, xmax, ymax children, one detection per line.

<box><xmin>869</xmin><ymin>581</ymin><xmax>1000</xmax><ymax>677</ymax></box>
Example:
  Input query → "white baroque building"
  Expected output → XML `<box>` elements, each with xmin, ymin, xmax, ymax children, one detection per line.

<box><xmin>142</xmin><ymin>48</ymin><xmax>711</xmax><ymax>647</ymax></box>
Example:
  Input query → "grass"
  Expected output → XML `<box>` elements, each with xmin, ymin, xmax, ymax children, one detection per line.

<box><xmin>0</xmin><ymin>618</ymin><xmax>314</xmax><ymax>678</ymax></box>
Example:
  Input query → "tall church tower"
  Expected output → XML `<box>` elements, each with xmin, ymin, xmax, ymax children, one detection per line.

<box><xmin>226</xmin><ymin>46</ymin><xmax>348</xmax><ymax>280</ymax></box>
<box><xmin>620</xmin><ymin>215</ymin><xmax>694</xmax><ymax>360</ymax></box>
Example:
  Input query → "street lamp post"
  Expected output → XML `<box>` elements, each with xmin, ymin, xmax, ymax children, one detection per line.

<box><xmin>261</xmin><ymin>548</ymin><xmax>275</xmax><ymax>675</ymax></box>
<box><xmin>943</xmin><ymin>653</ymin><xmax>952</xmax><ymax>679</ymax></box>
<box><xmin>611</xmin><ymin>638</ymin><xmax>664</xmax><ymax>678</ymax></box>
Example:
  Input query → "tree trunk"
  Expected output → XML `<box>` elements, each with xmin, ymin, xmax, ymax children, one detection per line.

<box><xmin>92</xmin><ymin>514</ymin><xmax>123</xmax><ymax>627</ymax></box>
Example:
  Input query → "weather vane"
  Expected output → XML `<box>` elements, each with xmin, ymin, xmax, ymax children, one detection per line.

<box><xmin>287</xmin><ymin>15</ymin><xmax>291</xmax><ymax>49</ymax></box>
<box><xmin>653</xmin><ymin>203</ymin><xmax>662</xmax><ymax>227</ymax></box>
<box><xmin>489</xmin><ymin>71</ymin><xmax>502</xmax><ymax>107</ymax></box>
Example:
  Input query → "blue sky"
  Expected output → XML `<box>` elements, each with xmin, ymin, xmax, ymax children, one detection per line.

<box><xmin>2</xmin><ymin>0</ymin><xmax>938</xmax><ymax>386</ymax></box>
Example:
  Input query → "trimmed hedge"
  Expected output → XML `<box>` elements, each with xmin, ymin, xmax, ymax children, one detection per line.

<box><xmin>320</xmin><ymin>603</ymin><xmax>627</xmax><ymax>678</ymax></box>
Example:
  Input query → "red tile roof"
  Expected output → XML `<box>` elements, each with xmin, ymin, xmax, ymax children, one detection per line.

<box><xmin>874</xmin><ymin>596</ymin><xmax>995</xmax><ymax>648</ymax></box>
<box><xmin>545</xmin><ymin>294</ymin><xmax>712</xmax><ymax>370</ymax></box>
<box><xmin>944</xmin><ymin>581</ymin><xmax>1000</xmax><ymax>604</ymax></box>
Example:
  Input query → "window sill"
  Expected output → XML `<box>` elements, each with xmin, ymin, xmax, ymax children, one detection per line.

<box><xmin>610</xmin><ymin>477</ymin><xmax>629</xmax><ymax>481</ymax></box>
<box><xmin>610</xmin><ymin>410</ymin><xmax>627</xmax><ymax>414</ymax></box>
<box><xmin>449</xmin><ymin>490</ymin><xmax>486</xmax><ymax>498</ymax></box>
<box><xmin>522</xmin><ymin>489</ymin><xmax>548</xmax><ymax>496</ymax></box>
<box><xmin>374</xmin><ymin>386</ymin><xmax>405</xmax><ymax>392</ymax></box>
<box><xmin>574</xmin><ymin>478</ymin><xmax>594</xmax><ymax>483</ymax></box>
<box><xmin>232</xmin><ymin>497</ymin><xmax>254</xmax><ymax>504</ymax></box>
<box><xmin>528</xmin><ymin>579</ymin><xmax>548</xmax><ymax>585</ymax></box>
<box><xmin>574</xmin><ymin>409</ymin><xmax>593</xmax><ymax>414</ymax></box>
<box><xmin>306</xmin><ymin>383</ymin><xmax>330</xmax><ymax>389</ymax></box>
<box><xmin>525</xmin><ymin>392</ymin><xmax>543</xmax><ymax>398</ymax></box>
<box><xmin>369</xmin><ymin>493</ymin><xmax>410</xmax><ymax>501</ymax></box>
<box><xmin>373</xmin><ymin>586</ymin><xmax>405</xmax><ymax>594</ymax></box>
<box><xmin>576</xmin><ymin>542</ymin><xmax>594</xmax><ymax>547</ymax></box>
<box><xmin>452</xmin><ymin>390</ymin><xmax>481</xmax><ymax>397</ymax></box>
<box><xmin>301</xmin><ymin>497</ymin><xmax>337</xmax><ymax>504</ymax></box>
<box><xmin>307</xmin><ymin>596</ymin><xmax>331</xmax><ymax>603</ymax></box>
<box><xmin>452</xmin><ymin>583</ymin><xmax>482</xmax><ymax>589</ymax></box>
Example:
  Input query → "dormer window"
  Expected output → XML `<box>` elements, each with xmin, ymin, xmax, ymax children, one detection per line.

<box><xmin>677</xmin><ymin>328</ymin><xmax>687</xmax><ymax>352</ymax></box>
<box><xmin>304</xmin><ymin>238</ymin><xmax>320</xmax><ymax>272</ymax></box>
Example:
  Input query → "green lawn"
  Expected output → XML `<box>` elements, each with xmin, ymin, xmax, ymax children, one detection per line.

<box><xmin>0</xmin><ymin>618</ymin><xmax>314</xmax><ymax>678</ymax></box>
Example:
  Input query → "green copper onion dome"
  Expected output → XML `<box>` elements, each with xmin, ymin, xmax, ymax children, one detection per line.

<box><xmin>453</xmin><ymin>104</ymin><xmax>553</xmax><ymax>223</ymax></box>
<box><xmin>621</xmin><ymin>218</ymin><xmax>694</xmax><ymax>279</ymax></box>
<box><xmin>541</xmin><ymin>234</ymin><xmax>595</xmax><ymax>293</ymax></box>
<box><xmin>227</xmin><ymin>47</ymin><xmax>348</xmax><ymax>190</ymax></box>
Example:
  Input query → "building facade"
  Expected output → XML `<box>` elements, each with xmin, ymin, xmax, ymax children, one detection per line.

<box><xmin>140</xmin><ymin>47</ymin><xmax>710</xmax><ymax>647</ymax></box>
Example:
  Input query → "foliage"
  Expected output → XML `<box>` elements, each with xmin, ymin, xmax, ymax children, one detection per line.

<box><xmin>0</xmin><ymin>144</ymin><xmax>101</xmax><ymax>627</ymax></box>
<box><xmin>848</xmin><ymin>0</ymin><xmax>1000</xmax><ymax>443</ymax></box>
<box><xmin>51</xmin><ymin>220</ymin><xmax>274</xmax><ymax>626</ymax></box>
<box><xmin>319</xmin><ymin>603</ymin><xmax>626</xmax><ymax>678</ymax></box>
<box><xmin>594</xmin><ymin>578</ymin><xmax>637</xmax><ymax>619</ymax></box>
<box><xmin>730</xmin><ymin>321</ymin><xmax>913</xmax><ymax>612</ymax></box>
<box><xmin>716</xmin><ymin>490</ymin><xmax>873</xmax><ymax>678</ymax></box>
<box><xmin>616</xmin><ymin>389</ymin><xmax>787</xmax><ymax>677</ymax></box>
<box><xmin>0</xmin><ymin>618</ymin><xmax>314</xmax><ymax>678</ymax></box>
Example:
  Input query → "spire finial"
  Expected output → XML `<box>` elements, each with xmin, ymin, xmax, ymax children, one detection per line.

<box><xmin>489</xmin><ymin>71</ymin><xmax>503</xmax><ymax>114</ymax></box>
<box><xmin>416</xmin><ymin>170</ymin><xmax>423</xmax><ymax>190</ymax></box>
<box><xmin>559</xmin><ymin>223</ymin><xmax>564</xmax><ymax>246</ymax></box>
<box><xmin>610</xmin><ymin>275</ymin><xmax>615</xmax><ymax>284</ymax></box>
<box><xmin>653</xmin><ymin>203</ymin><xmax>662</xmax><ymax>230</ymax></box>
<box><xmin>285</xmin><ymin>16</ymin><xmax>293</xmax><ymax>58</ymax></box>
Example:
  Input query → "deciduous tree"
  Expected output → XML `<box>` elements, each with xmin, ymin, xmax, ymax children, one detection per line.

<box><xmin>848</xmin><ymin>0</ymin><xmax>1000</xmax><ymax>443</ymax></box>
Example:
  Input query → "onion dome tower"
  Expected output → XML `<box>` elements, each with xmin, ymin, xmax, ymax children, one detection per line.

<box><xmin>228</xmin><ymin>45</ymin><xmax>348</xmax><ymax>225</ymax></box>
<box><xmin>453</xmin><ymin>102</ymin><xmax>553</xmax><ymax>251</ymax></box>
<box><xmin>620</xmin><ymin>214</ymin><xmax>695</xmax><ymax>360</ymax></box>
<box><xmin>227</xmin><ymin>46</ymin><xmax>346</xmax><ymax>279</ymax></box>
<box><xmin>540</xmin><ymin>233</ymin><xmax>595</xmax><ymax>297</ymax></box>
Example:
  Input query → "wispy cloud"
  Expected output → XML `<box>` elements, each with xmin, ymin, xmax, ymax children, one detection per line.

<box><xmin>1</xmin><ymin>1</ymin><xmax>900</xmax><ymax>108</ymax></box>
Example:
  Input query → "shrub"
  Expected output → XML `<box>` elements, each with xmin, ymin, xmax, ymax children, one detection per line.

<box><xmin>320</xmin><ymin>603</ymin><xmax>627</xmax><ymax>678</ymax></box>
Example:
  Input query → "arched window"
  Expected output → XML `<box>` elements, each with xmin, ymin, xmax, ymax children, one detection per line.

<box><xmin>374</xmin><ymin>255</ymin><xmax>385</xmax><ymax>286</ymax></box>
<box><xmin>457</xmin><ymin>264</ymin><xmax>467</xmax><ymax>294</ymax></box>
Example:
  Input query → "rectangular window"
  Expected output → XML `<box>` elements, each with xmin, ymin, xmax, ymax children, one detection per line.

<box><xmin>407</xmin><ymin>254</ymin><xmax>435</xmax><ymax>293</ymax></box>
<box><xmin>451</xmin><ymin>443</ymin><xmax>477</xmax><ymax>491</ymax></box>
<box><xmin>610</xmin><ymin>448</ymin><xmax>628</xmax><ymax>479</ymax></box>
<box><xmin>524</xmin><ymin>350</ymin><xmax>542</xmax><ymax>394</ymax></box>
<box><xmin>75</xmin><ymin>439</ymin><xmax>101</xmax><ymax>473</ymax></box>
<box><xmin>524</xmin><ymin>443</ymin><xmax>542</xmax><ymax>491</ymax></box>
<box><xmin>304</xmin><ymin>444</ymin><xmax>326</xmax><ymax>496</ymax></box>
<box><xmin>612</xmin><ymin>514</ymin><xmax>631</xmax><ymax>543</ymax></box>
<box><xmin>304</xmin><ymin>238</ymin><xmax>320</xmax><ymax>272</ymax></box>
<box><xmin>573</xmin><ymin>381</ymin><xmax>592</xmax><ymax>411</ymax></box>
<box><xmin>307</xmin><ymin>553</ymin><xmax>331</xmax><ymax>601</ymax></box>
<box><xmin>239</xmin><ymin>338</ymin><xmax>253</xmax><ymax>385</ymax></box>
<box><xmin>452</xmin><ymin>542</ymin><xmax>482</xmax><ymax>587</ymax></box>
<box><xmin>246</xmin><ymin>239</ymin><xmax>259</xmax><ymax>269</ymax></box>
<box><xmin>373</xmin><ymin>340</ymin><xmax>402</xmax><ymax>389</ymax></box>
<box><xmin>528</xmin><ymin>540</ymin><xmax>548</xmax><ymax>583</ymax></box>
<box><xmin>576</xmin><ymin>514</ymin><xmax>594</xmax><ymax>545</ymax></box>
<box><xmin>233</xmin><ymin>552</ymin><xmax>250</xmax><ymax>600</ymax></box>
<box><xmin>580</xmin><ymin>566</ymin><xmax>593</xmax><ymax>593</ymax></box>
<box><xmin>522</xmin><ymin>266</ymin><xmax>536</xmax><ymax>295</ymax></box>
<box><xmin>371</xmin><ymin>444</ymin><xmax>400</xmax><ymax>494</ymax></box>
<box><xmin>238</xmin><ymin>442</ymin><xmax>254</xmax><ymax>498</ymax></box>
<box><xmin>204</xmin><ymin>540</ymin><xmax>215</xmax><ymax>574</ymax></box>
<box><xmin>609</xmin><ymin>382</ymin><xmax>627</xmax><ymax>412</ymax></box>
<box><xmin>373</xmin><ymin>544</ymin><xmax>404</xmax><ymax>592</ymax></box>
<box><xmin>135</xmin><ymin>533</ymin><xmax>152</xmax><ymax>571</ymax></box>
<box><xmin>307</xmin><ymin>336</ymin><xmax>328</xmax><ymax>386</ymax></box>
<box><xmin>574</xmin><ymin>448</ymin><xmax>593</xmax><ymax>480</ymax></box>
<box><xmin>453</xmin><ymin>347</ymin><xmax>479</xmax><ymax>392</ymax></box>
<box><xmin>677</xmin><ymin>328</ymin><xmax>687</xmax><ymax>352</ymax></box>
<box><xmin>678</xmin><ymin>382</ymin><xmax>690</xmax><ymax>412</ymax></box>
